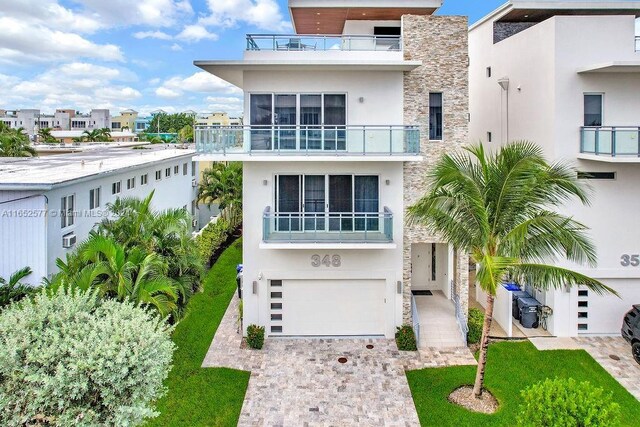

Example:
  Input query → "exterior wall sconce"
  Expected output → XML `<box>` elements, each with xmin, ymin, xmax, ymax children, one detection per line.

<box><xmin>397</xmin><ymin>281</ymin><xmax>402</xmax><ymax>294</ymax></box>
<box><xmin>263</xmin><ymin>179</ymin><xmax>268</xmax><ymax>186</ymax></box>
<box><xmin>252</xmin><ymin>281</ymin><xmax>258</xmax><ymax>294</ymax></box>
<box><xmin>359</xmin><ymin>97</ymin><xmax>365</xmax><ymax>103</ymax></box>
<box><xmin>385</xmin><ymin>179</ymin><xmax>391</xmax><ymax>185</ymax></box>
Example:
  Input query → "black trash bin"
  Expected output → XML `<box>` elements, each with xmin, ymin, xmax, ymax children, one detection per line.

<box><xmin>518</xmin><ymin>297</ymin><xmax>541</xmax><ymax>328</ymax></box>
<box><xmin>511</xmin><ymin>290</ymin><xmax>530</xmax><ymax>320</ymax></box>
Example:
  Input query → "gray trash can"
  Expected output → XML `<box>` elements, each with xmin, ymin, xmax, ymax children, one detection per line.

<box><xmin>518</xmin><ymin>297</ymin><xmax>541</xmax><ymax>328</ymax></box>
<box><xmin>511</xmin><ymin>291</ymin><xmax>530</xmax><ymax>320</ymax></box>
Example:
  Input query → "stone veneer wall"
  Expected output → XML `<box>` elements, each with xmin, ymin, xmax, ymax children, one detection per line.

<box><xmin>493</xmin><ymin>22</ymin><xmax>537</xmax><ymax>44</ymax></box>
<box><xmin>402</xmin><ymin>15</ymin><xmax>470</xmax><ymax>324</ymax></box>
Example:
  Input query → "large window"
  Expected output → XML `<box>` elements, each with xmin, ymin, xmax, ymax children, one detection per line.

<box><xmin>89</xmin><ymin>188</ymin><xmax>100</xmax><ymax>210</ymax></box>
<box><xmin>429</xmin><ymin>93</ymin><xmax>443</xmax><ymax>140</ymax></box>
<box><xmin>275</xmin><ymin>174</ymin><xmax>379</xmax><ymax>233</ymax></box>
<box><xmin>584</xmin><ymin>94</ymin><xmax>603</xmax><ymax>126</ymax></box>
<box><xmin>249</xmin><ymin>93</ymin><xmax>346</xmax><ymax>151</ymax></box>
<box><xmin>61</xmin><ymin>194</ymin><xmax>75</xmax><ymax>228</ymax></box>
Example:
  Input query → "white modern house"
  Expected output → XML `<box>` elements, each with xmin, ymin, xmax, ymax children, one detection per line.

<box><xmin>0</xmin><ymin>146</ymin><xmax>198</xmax><ymax>285</ymax></box>
<box><xmin>195</xmin><ymin>0</ymin><xmax>470</xmax><ymax>344</ymax></box>
<box><xmin>469</xmin><ymin>0</ymin><xmax>640</xmax><ymax>336</ymax></box>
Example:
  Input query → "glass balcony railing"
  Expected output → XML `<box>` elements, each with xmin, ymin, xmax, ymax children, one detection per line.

<box><xmin>262</xmin><ymin>207</ymin><xmax>393</xmax><ymax>244</ymax></box>
<box><xmin>246</xmin><ymin>34</ymin><xmax>402</xmax><ymax>52</ymax></box>
<box><xmin>195</xmin><ymin>125</ymin><xmax>420</xmax><ymax>156</ymax></box>
<box><xmin>580</xmin><ymin>126</ymin><xmax>640</xmax><ymax>157</ymax></box>
<box><xmin>636</xmin><ymin>36</ymin><xmax>640</xmax><ymax>52</ymax></box>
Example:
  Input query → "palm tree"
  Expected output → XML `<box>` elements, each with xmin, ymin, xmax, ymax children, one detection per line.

<box><xmin>37</xmin><ymin>128</ymin><xmax>57</xmax><ymax>144</ymax></box>
<box><xmin>82</xmin><ymin>129</ymin><xmax>101</xmax><ymax>142</ymax></box>
<box><xmin>198</xmin><ymin>162</ymin><xmax>243</xmax><ymax>225</ymax></box>
<box><xmin>97</xmin><ymin>127</ymin><xmax>112</xmax><ymax>141</ymax></box>
<box><xmin>407</xmin><ymin>142</ymin><xmax>614</xmax><ymax>399</ymax></box>
<box><xmin>0</xmin><ymin>266</ymin><xmax>35</xmax><ymax>308</ymax></box>
<box><xmin>0</xmin><ymin>128</ymin><xmax>37</xmax><ymax>157</ymax></box>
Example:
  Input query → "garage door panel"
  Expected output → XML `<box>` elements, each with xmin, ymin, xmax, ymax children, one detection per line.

<box><xmin>277</xmin><ymin>279</ymin><xmax>386</xmax><ymax>336</ymax></box>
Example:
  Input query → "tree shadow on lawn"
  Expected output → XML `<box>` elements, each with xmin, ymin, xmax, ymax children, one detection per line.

<box><xmin>406</xmin><ymin>341</ymin><xmax>640</xmax><ymax>427</ymax></box>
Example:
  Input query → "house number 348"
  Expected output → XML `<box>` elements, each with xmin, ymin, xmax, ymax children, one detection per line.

<box><xmin>620</xmin><ymin>254</ymin><xmax>640</xmax><ymax>267</ymax></box>
<box><xmin>311</xmin><ymin>254</ymin><xmax>341</xmax><ymax>267</ymax></box>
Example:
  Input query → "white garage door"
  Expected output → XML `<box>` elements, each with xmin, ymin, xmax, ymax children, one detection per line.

<box><xmin>577</xmin><ymin>281</ymin><xmax>640</xmax><ymax>335</ymax></box>
<box><xmin>271</xmin><ymin>279</ymin><xmax>386</xmax><ymax>336</ymax></box>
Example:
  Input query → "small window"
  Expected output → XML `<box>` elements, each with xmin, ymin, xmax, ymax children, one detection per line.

<box><xmin>271</xmin><ymin>313</ymin><xmax>283</xmax><ymax>321</ymax></box>
<box><xmin>271</xmin><ymin>326</ymin><xmax>283</xmax><ymax>333</ymax></box>
<box><xmin>126</xmin><ymin>177</ymin><xmax>135</xmax><ymax>190</ymax></box>
<box><xmin>577</xmin><ymin>172</ymin><xmax>615</xmax><ymax>180</ymax></box>
<box><xmin>140</xmin><ymin>174</ymin><xmax>148</xmax><ymax>185</ymax></box>
<box><xmin>578</xmin><ymin>290</ymin><xmax>589</xmax><ymax>297</ymax></box>
<box><xmin>429</xmin><ymin>93</ymin><xmax>443</xmax><ymax>140</ymax></box>
<box><xmin>578</xmin><ymin>312</ymin><xmax>588</xmax><ymax>318</ymax></box>
<box><xmin>89</xmin><ymin>188</ymin><xmax>100</xmax><ymax>210</ymax></box>
<box><xmin>487</xmin><ymin>131</ymin><xmax>492</xmax><ymax>143</ymax></box>
<box><xmin>60</xmin><ymin>194</ymin><xmax>75</xmax><ymax>228</ymax></box>
<box><xmin>191</xmin><ymin>161</ymin><xmax>196</xmax><ymax>177</ymax></box>
<box><xmin>584</xmin><ymin>94</ymin><xmax>603</xmax><ymax>126</ymax></box>
<box><xmin>165</xmin><ymin>167</ymin><xmax>171</xmax><ymax>178</ymax></box>
<box><xmin>174</xmin><ymin>165</ymin><xmax>179</xmax><ymax>174</ymax></box>
<box><xmin>155</xmin><ymin>170</ymin><xmax>162</xmax><ymax>181</ymax></box>
<box><xmin>271</xmin><ymin>292</ymin><xmax>282</xmax><ymax>299</ymax></box>
<box><xmin>578</xmin><ymin>323</ymin><xmax>588</xmax><ymax>331</ymax></box>
<box><xmin>486</xmin><ymin>67</ymin><xmax>492</xmax><ymax>78</ymax></box>
<box><xmin>112</xmin><ymin>181</ymin><xmax>121</xmax><ymax>195</ymax></box>
<box><xmin>578</xmin><ymin>301</ymin><xmax>588</xmax><ymax>308</ymax></box>
<box><xmin>183</xmin><ymin>162</ymin><xmax>188</xmax><ymax>175</ymax></box>
<box><xmin>271</xmin><ymin>280</ymin><xmax>283</xmax><ymax>287</ymax></box>
<box><xmin>271</xmin><ymin>303</ymin><xmax>282</xmax><ymax>310</ymax></box>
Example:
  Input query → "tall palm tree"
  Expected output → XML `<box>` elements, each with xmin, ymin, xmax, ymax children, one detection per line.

<box><xmin>97</xmin><ymin>127</ymin><xmax>112</xmax><ymax>141</ymax></box>
<box><xmin>0</xmin><ymin>128</ymin><xmax>37</xmax><ymax>157</ymax></box>
<box><xmin>37</xmin><ymin>127</ymin><xmax>57</xmax><ymax>144</ymax></box>
<box><xmin>198</xmin><ymin>162</ymin><xmax>243</xmax><ymax>225</ymax></box>
<box><xmin>0</xmin><ymin>266</ymin><xmax>35</xmax><ymax>308</ymax></box>
<box><xmin>407</xmin><ymin>142</ymin><xmax>614</xmax><ymax>398</ymax></box>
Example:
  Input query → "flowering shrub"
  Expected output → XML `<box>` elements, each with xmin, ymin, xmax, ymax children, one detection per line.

<box><xmin>0</xmin><ymin>288</ymin><xmax>175</xmax><ymax>427</ymax></box>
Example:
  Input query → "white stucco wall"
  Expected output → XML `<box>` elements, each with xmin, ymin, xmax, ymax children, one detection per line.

<box><xmin>242</xmin><ymin>161</ymin><xmax>405</xmax><ymax>338</ymax></box>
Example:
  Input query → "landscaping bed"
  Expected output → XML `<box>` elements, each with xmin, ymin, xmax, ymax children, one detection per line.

<box><xmin>406</xmin><ymin>341</ymin><xmax>640</xmax><ymax>426</ymax></box>
<box><xmin>147</xmin><ymin>239</ymin><xmax>249</xmax><ymax>427</ymax></box>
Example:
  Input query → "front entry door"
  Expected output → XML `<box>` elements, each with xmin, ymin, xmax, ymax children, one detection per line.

<box><xmin>411</xmin><ymin>243</ymin><xmax>436</xmax><ymax>291</ymax></box>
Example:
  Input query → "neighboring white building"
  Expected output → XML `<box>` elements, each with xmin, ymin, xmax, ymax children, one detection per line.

<box><xmin>195</xmin><ymin>0</ymin><xmax>470</xmax><ymax>342</ymax></box>
<box><xmin>1</xmin><ymin>109</ymin><xmax>113</xmax><ymax>137</ymax></box>
<box><xmin>469</xmin><ymin>0</ymin><xmax>640</xmax><ymax>336</ymax></box>
<box><xmin>0</xmin><ymin>146</ymin><xmax>198</xmax><ymax>285</ymax></box>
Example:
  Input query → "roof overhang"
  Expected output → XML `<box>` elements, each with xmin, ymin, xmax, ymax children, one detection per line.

<box><xmin>577</xmin><ymin>61</ymin><xmax>640</xmax><ymax>73</ymax></box>
<box><xmin>194</xmin><ymin>60</ymin><xmax>422</xmax><ymax>88</ymax></box>
<box><xmin>288</xmin><ymin>0</ymin><xmax>441</xmax><ymax>34</ymax></box>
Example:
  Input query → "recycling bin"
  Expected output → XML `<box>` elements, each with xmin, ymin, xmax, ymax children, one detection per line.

<box><xmin>511</xmin><ymin>290</ymin><xmax>530</xmax><ymax>320</ymax></box>
<box><xmin>518</xmin><ymin>297</ymin><xmax>541</xmax><ymax>328</ymax></box>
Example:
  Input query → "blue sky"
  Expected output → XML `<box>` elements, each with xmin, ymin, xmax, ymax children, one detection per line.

<box><xmin>0</xmin><ymin>0</ymin><xmax>631</xmax><ymax>117</ymax></box>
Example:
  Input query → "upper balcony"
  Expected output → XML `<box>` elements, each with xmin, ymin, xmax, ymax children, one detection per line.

<box><xmin>195</xmin><ymin>125</ymin><xmax>421</xmax><ymax>161</ymax></box>
<box><xmin>579</xmin><ymin>126</ymin><xmax>640</xmax><ymax>162</ymax></box>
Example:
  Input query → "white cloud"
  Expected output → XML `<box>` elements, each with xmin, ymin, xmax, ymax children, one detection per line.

<box><xmin>0</xmin><ymin>0</ymin><xmax>105</xmax><ymax>34</ymax></box>
<box><xmin>133</xmin><ymin>30</ymin><xmax>173</xmax><ymax>40</ymax></box>
<box><xmin>200</xmin><ymin>0</ymin><xmax>291</xmax><ymax>32</ymax></box>
<box><xmin>156</xmin><ymin>72</ymin><xmax>241</xmax><ymax>99</ymax></box>
<box><xmin>176</xmin><ymin>24</ymin><xmax>219</xmax><ymax>42</ymax></box>
<box><xmin>0</xmin><ymin>17</ymin><xmax>123</xmax><ymax>64</ymax></box>
<box><xmin>155</xmin><ymin>87</ymin><xmax>182</xmax><ymax>98</ymax></box>
<box><xmin>169</xmin><ymin>43</ymin><xmax>183</xmax><ymax>51</ymax></box>
<box><xmin>205</xmin><ymin>96</ymin><xmax>243</xmax><ymax>104</ymax></box>
<box><xmin>75</xmin><ymin>0</ymin><xmax>194</xmax><ymax>28</ymax></box>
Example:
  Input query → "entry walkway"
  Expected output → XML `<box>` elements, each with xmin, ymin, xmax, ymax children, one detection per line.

<box><xmin>414</xmin><ymin>291</ymin><xmax>466</xmax><ymax>348</ymax></box>
<box><xmin>203</xmin><ymin>295</ymin><xmax>476</xmax><ymax>426</ymax></box>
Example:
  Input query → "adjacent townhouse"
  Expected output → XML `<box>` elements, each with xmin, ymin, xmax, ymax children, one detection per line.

<box><xmin>0</xmin><ymin>146</ymin><xmax>198</xmax><ymax>285</ymax></box>
<box><xmin>195</xmin><ymin>0</ymin><xmax>470</xmax><ymax>345</ymax></box>
<box><xmin>469</xmin><ymin>0</ymin><xmax>640</xmax><ymax>336</ymax></box>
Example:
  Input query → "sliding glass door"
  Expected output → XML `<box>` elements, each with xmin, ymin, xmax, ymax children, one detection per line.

<box><xmin>250</xmin><ymin>94</ymin><xmax>273</xmax><ymax>150</ymax></box>
<box><xmin>303</xmin><ymin>175</ymin><xmax>325</xmax><ymax>231</ymax></box>
<box><xmin>355</xmin><ymin>176</ymin><xmax>379</xmax><ymax>231</ymax></box>
<box><xmin>300</xmin><ymin>94</ymin><xmax>322</xmax><ymax>150</ymax></box>
<box><xmin>324</xmin><ymin>95</ymin><xmax>346</xmax><ymax>151</ymax></box>
<box><xmin>329</xmin><ymin>175</ymin><xmax>353</xmax><ymax>231</ymax></box>
<box><xmin>274</xmin><ymin>94</ymin><xmax>296</xmax><ymax>149</ymax></box>
<box><xmin>276</xmin><ymin>175</ymin><xmax>300</xmax><ymax>231</ymax></box>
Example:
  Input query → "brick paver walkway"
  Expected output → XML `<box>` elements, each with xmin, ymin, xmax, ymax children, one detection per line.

<box><xmin>203</xmin><ymin>295</ymin><xmax>476</xmax><ymax>426</ymax></box>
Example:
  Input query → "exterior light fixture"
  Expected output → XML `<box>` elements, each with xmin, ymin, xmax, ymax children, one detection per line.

<box><xmin>385</xmin><ymin>179</ymin><xmax>391</xmax><ymax>185</ymax></box>
<box><xmin>263</xmin><ymin>179</ymin><xmax>268</xmax><ymax>186</ymax></box>
<box><xmin>252</xmin><ymin>281</ymin><xmax>258</xmax><ymax>294</ymax></box>
<box><xmin>397</xmin><ymin>281</ymin><xmax>402</xmax><ymax>294</ymax></box>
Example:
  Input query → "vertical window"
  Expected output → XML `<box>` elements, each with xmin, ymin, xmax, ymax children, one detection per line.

<box><xmin>429</xmin><ymin>93</ymin><xmax>443</xmax><ymax>140</ymax></box>
<box><xmin>156</xmin><ymin>170</ymin><xmax>162</xmax><ymax>180</ymax></box>
<box><xmin>191</xmin><ymin>161</ymin><xmax>195</xmax><ymax>177</ymax></box>
<box><xmin>174</xmin><ymin>165</ymin><xmax>179</xmax><ymax>174</ymax></box>
<box><xmin>183</xmin><ymin>162</ymin><xmax>188</xmax><ymax>175</ymax></box>
<box><xmin>89</xmin><ymin>188</ymin><xmax>100</xmax><ymax>210</ymax></box>
<box><xmin>323</xmin><ymin>94</ymin><xmax>347</xmax><ymax>151</ymax></box>
<box><xmin>250</xmin><ymin>94</ymin><xmax>273</xmax><ymax>150</ymax></box>
<box><xmin>354</xmin><ymin>176</ymin><xmax>379</xmax><ymax>231</ymax></box>
<box><xmin>127</xmin><ymin>177</ymin><xmax>135</xmax><ymax>190</ymax></box>
<box><xmin>486</xmin><ymin>67</ymin><xmax>492</xmax><ymax>78</ymax></box>
<box><xmin>141</xmin><ymin>174</ymin><xmax>148</xmax><ymax>185</ymax></box>
<box><xmin>487</xmin><ymin>131</ymin><xmax>492</xmax><ymax>143</ymax></box>
<box><xmin>165</xmin><ymin>167</ymin><xmax>171</xmax><ymax>177</ymax></box>
<box><xmin>61</xmin><ymin>195</ymin><xmax>75</xmax><ymax>228</ymax></box>
<box><xmin>274</xmin><ymin>94</ymin><xmax>297</xmax><ymax>149</ymax></box>
<box><xmin>112</xmin><ymin>181</ymin><xmax>121</xmax><ymax>195</ymax></box>
<box><xmin>584</xmin><ymin>94</ymin><xmax>603</xmax><ymax>126</ymax></box>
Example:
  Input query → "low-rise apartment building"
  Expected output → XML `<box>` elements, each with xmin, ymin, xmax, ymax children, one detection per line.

<box><xmin>0</xmin><ymin>146</ymin><xmax>198</xmax><ymax>284</ymax></box>
<box><xmin>469</xmin><ymin>0</ymin><xmax>640</xmax><ymax>336</ymax></box>
<box><xmin>195</xmin><ymin>0</ymin><xmax>469</xmax><ymax>344</ymax></box>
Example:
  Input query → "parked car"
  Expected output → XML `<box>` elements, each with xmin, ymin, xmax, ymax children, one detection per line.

<box><xmin>621</xmin><ymin>305</ymin><xmax>640</xmax><ymax>365</ymax></box>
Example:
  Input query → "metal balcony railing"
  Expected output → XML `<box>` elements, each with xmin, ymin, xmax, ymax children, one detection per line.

<box><xmin>246</xmin><ymin>34</ymin><xmax>402</xmax><ymax>52</ymax></box>
<box><xmin>580</xmin><ymin>126</ymin><xmax>640</xmax><ymax>157</ymax></box>
<box><xmin>195</xmin><ymin>125</ymin><xmax>420</xmax><ymax>156</ymax></box>
<box><xmin>262</xmin><ymin>206</ymin><xmax>393</xmax><ymax>243</ymax></box>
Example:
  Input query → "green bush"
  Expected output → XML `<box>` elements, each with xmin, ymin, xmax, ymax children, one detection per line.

<box><xmin>195</xmin><ymin>218</ymin><xmax>232</xmax><ymax>264</ymax></box>
<box><xmin>517</xmin><ymin>377</ymin><xmax>621</xmax><ymax>427</ymax></box>
<box><xmin>467</xmin><ymin>307</ymin><xmax>484</xmax><ymax>344</ymax></box>
<box><xmin>246</xmin><ymin>324</ymin><xmax>265</xmax><ymax>349</ymax></box>
<box><xmin>0</xmin><ymin>288</ymin><xmax>175</xmax><ymax>427</ymax></box>
<box><xmin>395</xmin><ymin>325</ymin><xmax>418</xmax><ymax>351</ymax></box>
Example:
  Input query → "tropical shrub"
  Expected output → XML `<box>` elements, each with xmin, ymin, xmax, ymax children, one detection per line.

<box><xmin>195</xmin><ymin>218</ymin><xmax>232</xmax><ymax>264</ymax></box>
<box><xmin>467</xmin><ymin>308</ymin><xmax>484</xmax><ymax>344</ymax></box>
<box><xmin>517</xmin><ymin>377</ymin><xmax>621</xmax><ymax>427</ymax></box>
<box><xmin>0</xmin><ymin>266</ymin><xmax>36</xmax><ymax>309</ymax></box>
<box><xmin>246</xmin><ymin>324</ymin><xmax>265</xmax><ymax>349</ymax></box>
<box><xmin>395</xmin><ymin>325</ymin><xmax>418</xmax><ymax>351</ymax></box>
<box><xmin>0</xmin><ymin>288</ymin><xmax>175</xmax><ymax>427</ymax></box>
<box><xmin>0</xmin><ymin>126</ymin><xmax>37</xmax><ymax>157</ymax></box>
<box><xmin>198</xmin><ymin>162</ymin><xmax>243</xmax><ymax>226</ymax></box>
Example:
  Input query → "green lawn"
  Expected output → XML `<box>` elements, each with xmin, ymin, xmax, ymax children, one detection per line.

<box><xmin>147</xmin><ymin>239</ymin><xmax>249</xmax><ymax>427</ymax></box>
<box><xmin>407</xmin><ymin>341</ymin><xmax>640</xmax><ymax>427</ymax></box>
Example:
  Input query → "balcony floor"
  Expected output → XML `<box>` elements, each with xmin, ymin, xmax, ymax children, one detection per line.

<box><xmin>265</xmin><ymin>230</ymin><xmax>391</xmax><ymax>244</ymax></box>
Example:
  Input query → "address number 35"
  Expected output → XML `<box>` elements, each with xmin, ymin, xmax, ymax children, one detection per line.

<box><xmin>620</xmin><ymin>254</ymin><xmax>640</xmax><ymax>267</ymax></box>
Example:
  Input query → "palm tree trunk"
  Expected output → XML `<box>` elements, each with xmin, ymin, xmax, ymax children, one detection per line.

<box><xmin>472</xmin><ymin>293</ymin><xmax>495</xmax><ymax>398</ymax></box>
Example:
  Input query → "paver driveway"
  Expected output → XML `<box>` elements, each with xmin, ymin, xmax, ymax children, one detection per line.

<box><xmin>203</xmin><ymin>296</ymin><xmax>476</xmax><ymax>426</ymax></box>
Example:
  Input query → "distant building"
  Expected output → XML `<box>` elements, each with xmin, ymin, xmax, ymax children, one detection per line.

<box><xmin>0</xmin><ymin>145</ymin><xmax>199</xmax><ymax>284</ymax></box>
<box><xmin>111</xmin><ymin>109</ymin><xmax>139</xmax><ymax>132</ymax></box>
<box><xmin>49</xmin><ymin>130</ymin><xmax>139</xmax><ymax>144</ymax></box>
<box><xmin>134</xmin><ymin>116</ymin><xmax>152</xmax><ymax>133</ymax></box>
<box><xmin>196</xmin><ymin>112</ymin><xmax>243</xmax><ymax>127</ymax></box>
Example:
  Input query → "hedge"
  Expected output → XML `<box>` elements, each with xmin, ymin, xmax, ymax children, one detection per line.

<box><xmin>195</xmin><ymin>218</ymin><xmax>232</xmax><ymax>264</ymax></box>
